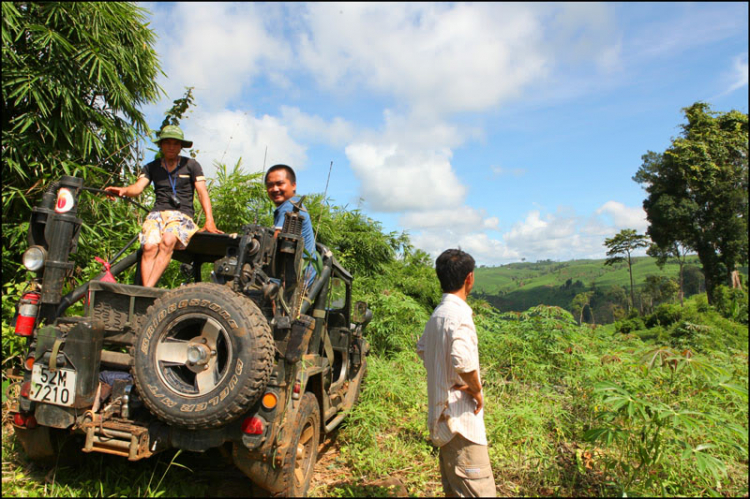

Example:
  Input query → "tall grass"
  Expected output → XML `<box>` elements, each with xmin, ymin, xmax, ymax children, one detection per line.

<box><xmin>321</xmin><ymin>297</ymin><xmax>748</xmax><ymax>497</ymax></box>
<box><xmin>4</xmin><ymin>293</ymin><xmax>747</xmax><ymax>497</ymax></box>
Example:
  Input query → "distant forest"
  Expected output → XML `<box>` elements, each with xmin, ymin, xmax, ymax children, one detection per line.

<box><xmin>474</xmin><ymin>256</ymin><xmax>748</xmax><ymax>324</ymax></box>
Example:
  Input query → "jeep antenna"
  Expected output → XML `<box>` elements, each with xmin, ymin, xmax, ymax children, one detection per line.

<box><xmin>220</xmin><ymin>113</ymin><xmax>246</xmax><ymax>164</ymax></box>
<box><xmin>314</xmin><ymin>160</ymin><xmax>333</xmax><ymax>241</ymax></box>
<box><xmin>253</xmin><ymin>145</ymin><xmax>268</xmax><ymax>224</ymax></box>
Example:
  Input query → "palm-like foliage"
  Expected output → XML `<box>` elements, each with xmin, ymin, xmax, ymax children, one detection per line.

<box><xmin>2</xmin><ymin>2</ymin><xmax>163</xmax><ymax>279</ymax></box>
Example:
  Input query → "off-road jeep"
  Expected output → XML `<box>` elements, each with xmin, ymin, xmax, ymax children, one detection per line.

<box><xmin>7</xmin><ymin>175</ymin><xmax>371</xmax><ymax>496</ymax></box>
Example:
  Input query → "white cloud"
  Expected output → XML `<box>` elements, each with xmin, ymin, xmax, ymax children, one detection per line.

<box><xmin>340</xmin><ymin>108</ymin><xmax>475</xmax><ymax>212</ymax></box>
<box><xmin>410</xmin><ymin>230</ymin><xmax>520</xmax><ymax>267</ymax></box>
<box><xmin>345</xmin><ymin>142</ymin><xmax>464</xmax><ymax>212</ymax></box>
<box><xmin>504</xmin><ymin>210</ymin><xmax>575</xmax><ymax>242</ymax></box>
<box><xmin>495</xmin><ymin>204</ymin><xmax>651</xmax><ymax>263</ymax></box>
<box><xmin>595</xmin><ymin>201</ymin><xmax>648</xmax><ymax>232</ymax></box>
<box><xmin>456</xmin><ymin>233</ymin><xmax>519</xmax><ymax>263</ymax></box>
<box><xmin>727</xmin><ymin>52</ymin><xmax>749</xmax><ymax>94</ymax></box>
<box><xmin>501</xmin><ymin>210</ymin><xmax>587</xmax><ymax>261</ymax></box>
<box><xmin>297</xmin><ymin>3</ymin><xmax>550</xmax><ymax>115</ymax></box>
<box><xmin>181</xmin><ymin>109</ymin><xmax>307</xmax><ymax>179</ymax></box>
<box><xmin>152</xmin><ymin>3</ymin><xmax>291</xmax><ymax>110</ymax></box>
<box><xmin>295</xmin><ymin>3</ymin><xmax>625</xmax><ymax>116</ymax></box>
<box><xmin>399</xmin><ymin>207</ymin><xmax>499</xmax><ymax>233</ymax></box>
<box><xmin>279</xmin><ymin>106</ymin><xmax>355</xmax><ymax>147</ymax></box>
<box><xmin>369</xmin><ymin>110</ymin><xmax>475</xmax><ymax>150</ymax></box>
<box><xmin>404</xmin><ymin>203</ymin><xmax>651</xmax><ymax>266</ymax></box>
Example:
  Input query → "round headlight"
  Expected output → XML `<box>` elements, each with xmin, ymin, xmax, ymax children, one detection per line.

<box><xmin>23</xmin><ymin>246</ymin><xmax>47</xmax><ymax>272</ymax></box>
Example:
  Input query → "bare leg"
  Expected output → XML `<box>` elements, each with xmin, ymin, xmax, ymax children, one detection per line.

<box><xmin>141</xmin><ymin>243</ymin><xmax>159</xmax><ymax>286</ymax></box>
<box><xmin>143</xmin><ymin>232</ymin><xmax>178</xmax><ymax>287</ymax></box>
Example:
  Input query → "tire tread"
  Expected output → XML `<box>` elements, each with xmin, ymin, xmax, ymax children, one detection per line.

<box><xmin>132</xmin><ymin>283</ymin><xmax>275</xmax><ymax>429</ymax></box>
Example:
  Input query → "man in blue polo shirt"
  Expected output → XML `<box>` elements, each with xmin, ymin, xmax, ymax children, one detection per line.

<box><xmin>265</xmin><ymin>164</ymin><xmax>317</xmax><ymax>284</ymax></box>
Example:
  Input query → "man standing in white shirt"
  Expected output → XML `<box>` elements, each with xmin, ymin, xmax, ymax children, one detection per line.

<box><xmin>417</xmin><ymin>249</ymin><xmax>496</xmax><ymax>497</ymax></box>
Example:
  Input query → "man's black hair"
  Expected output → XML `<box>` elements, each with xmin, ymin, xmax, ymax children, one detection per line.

<box><xmin>265</xmin><ymin>164</ymin><xmax>296</xmax><ymax>185</ymax></box>
<box><xmin>435</xmin><ymin>249</ymin><xmax>475</xmax><ymax>293</ymax></box>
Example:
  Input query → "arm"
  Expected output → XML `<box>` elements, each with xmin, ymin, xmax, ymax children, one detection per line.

<box><xmin>194</xmin><ymin>180</ymin><xmax>223</xmax><ymax>233</ymax></box>
<box><xmin>454</xmin><ymin>370</ymin><xmax>483</xmax><ymax>415</ymax></box>
<box><xmin>104</xmin><ymin>176</ymin><xmax>150</xmax><ymax>199</ymax></box>
<box><xmin>450</xmin><ymin>324</ymin><xmax>483</xmax><ymax>414</ymax></box>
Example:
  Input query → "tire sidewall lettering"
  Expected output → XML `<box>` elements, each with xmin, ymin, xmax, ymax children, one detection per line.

<box><xmin>134</xmin><ymin>284</ymin><xmax>273</xmax><ymax>428</ymax></box>
<box><xmin>148</xmin><ymin>383</ymin><xmax>163</xmax><ymax>397</ymax></box>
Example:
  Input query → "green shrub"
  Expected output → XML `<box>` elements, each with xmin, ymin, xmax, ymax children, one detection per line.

<box><xmin>614</xmin><ymin>316</ymin><xmax>645</xmax><ymax>334</ymax></box>
<box><xmin>645</xmin><ymin>303</ymin><xmax>683</xmax><ymax>328</ymax></box>
<box><xmin>363</xmin><ymin>290</ymin><xmax>430</xmax><ymax>357</ymax></box>
<box><xmin>713</xmin><ymin>285</ymin><xmax>749</xmax><ymax>324</ymax></box>
<box><xmin>693</xmin><ymin>294</ymin><xmax>710</xmax><ymax>313</ymax></box>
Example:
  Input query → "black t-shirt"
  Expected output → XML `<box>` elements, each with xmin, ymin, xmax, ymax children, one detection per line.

<box><xmin>139</xmin><ymin>156</ymin><xmax>205</xmax><ymax>218</ymax></box>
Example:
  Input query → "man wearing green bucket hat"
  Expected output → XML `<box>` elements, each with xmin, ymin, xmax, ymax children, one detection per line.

<box><xmin>105</xmin><ymin>125</ymin><xmax>222</xmax><ymax>287</ymax></box>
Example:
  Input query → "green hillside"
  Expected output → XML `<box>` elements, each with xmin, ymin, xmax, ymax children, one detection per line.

<box><xmin>477</xmin><ymin>256</ymin><xmax>696</xmax><ymax>294</ymax></box>
<box><xmin>474</xmin><ymin>256</ymin><xmax>720</xmax><ymax>322</ymax></box>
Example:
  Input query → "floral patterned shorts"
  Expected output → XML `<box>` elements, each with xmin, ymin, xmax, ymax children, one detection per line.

<box><xmin>140</xmin><ymin>210</ymin><xmax>198</xmax><ymax>250</ymax></box>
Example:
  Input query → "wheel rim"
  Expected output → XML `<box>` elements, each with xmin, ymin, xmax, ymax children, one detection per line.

<box><xmin>154</xmin><ymin>314</ymin><xmax>232</xmax><ymax>397</ymax></box>
<box><xmin>294</xmin><ymin>418</ymin><xmax>316</xmax><ymax>491</ymax></box>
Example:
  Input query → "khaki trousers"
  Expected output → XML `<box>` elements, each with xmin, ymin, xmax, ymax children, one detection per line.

<box><xmin>439</xmin><ymin>433</ymin><xmax>496</xmax><ymax>497</ymax></box>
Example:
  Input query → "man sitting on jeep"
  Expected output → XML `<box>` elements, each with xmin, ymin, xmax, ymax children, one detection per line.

<box><xmin>264</xmin><ymin>164</ymin><xmax>317</xmax><ymax>284</ymax></box>
<box><xmin>105</xmin><ymin>125</ymin><xmax>223</xmax><ymax>287</ymax></box>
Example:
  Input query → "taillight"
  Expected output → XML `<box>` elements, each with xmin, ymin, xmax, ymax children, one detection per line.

<box><xmin>292</xmin><ymin>381</ymin><xmax>301</xmax><ymax>400</ymax></box>
<box><xmin>241</xmin><ymin>416</ymin><xmax>264</xmax><ymax>435</ymax></box>
<box><xmin>24</xmin><ymin>356</ymin><xmax>35</xmax><ymax>371</ymax></box>
<box><xmin>13</xmin><ymin>413</ymin><xmax>36</xmax><ymax>428</ymax></box>
<box><xmin>15</xmin><ymin>292</ymin><xmax>41</xmax><ymax>337</ymax></box>
<box><xmin>20</xmin><ymin>382</ymin><xmax>31</xmax><ymax>399</ymax></box>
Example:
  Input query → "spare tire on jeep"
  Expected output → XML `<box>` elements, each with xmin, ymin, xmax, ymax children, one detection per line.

<box><xmin>132</xmin><ymin>283</ymin><xmax>274</xmax><ymax>429</ymax></box>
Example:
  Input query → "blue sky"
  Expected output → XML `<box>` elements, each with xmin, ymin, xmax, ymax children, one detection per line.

<box><xmin>139</xmin><ymin>2</ymin><xmax>748</xmax><ymax>266</ymax></box>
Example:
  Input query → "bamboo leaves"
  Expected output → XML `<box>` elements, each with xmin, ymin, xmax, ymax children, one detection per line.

<box><xmin>2</xmin><ymin>2</ymin><xmax>164</xmax><ymax>281</ymax></box>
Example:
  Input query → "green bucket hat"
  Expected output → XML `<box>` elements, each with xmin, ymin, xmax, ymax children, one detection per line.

<box><xmin>154</xmin><ymin>125</ymin><xmax>193</xmax><ymax>148</ymax></box>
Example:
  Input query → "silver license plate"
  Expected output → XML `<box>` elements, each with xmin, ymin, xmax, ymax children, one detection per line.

<box><xmin>30</xmin><ymin>364</ymin><xmax>77</xmax><ymax>407</ymax></box>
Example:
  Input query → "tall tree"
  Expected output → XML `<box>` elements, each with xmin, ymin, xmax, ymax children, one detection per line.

<box><xmin>633</xmin><ymin>102</ymin><xmax>748</xmax><ymax>304</ymax></box>
<box><xmin>2</xmin><ymin>2</ymin><xmax>163</xmax><ymax>279</ymax></box>
<box><xmin>604</xmin><ymin>229</ymin><xmax>649</xmax><ymax>312</ymax></box>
